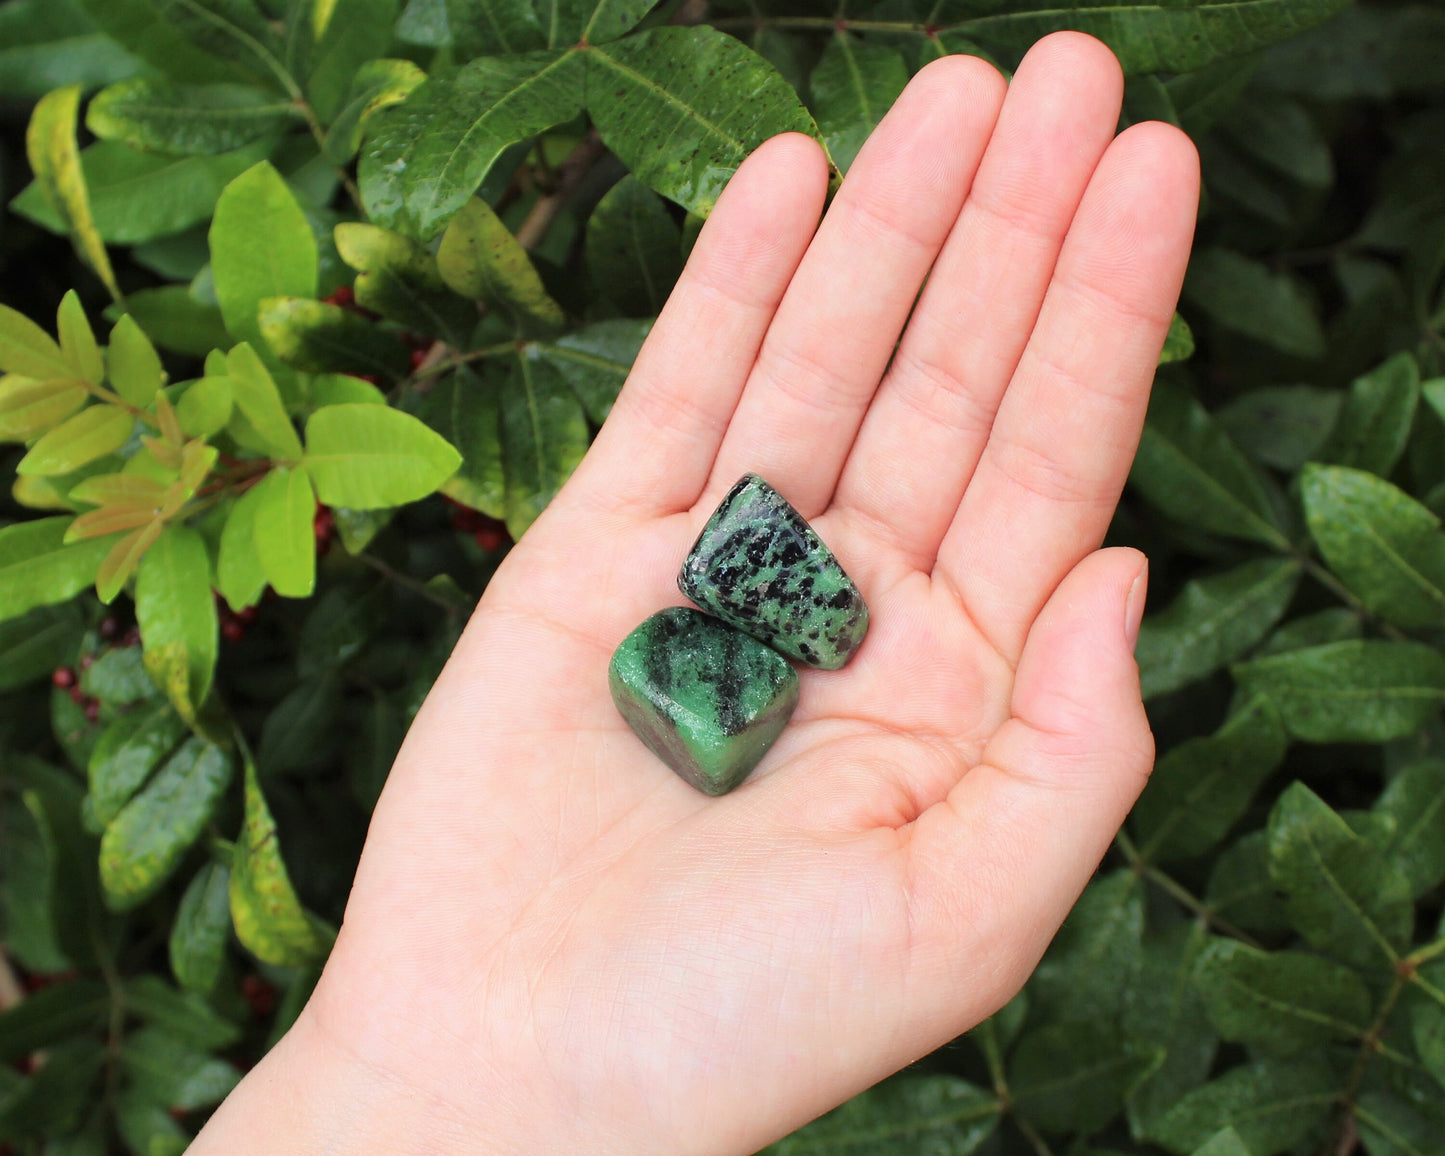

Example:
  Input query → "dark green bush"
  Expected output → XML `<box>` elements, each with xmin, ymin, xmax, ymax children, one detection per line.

<box><xmin>0</xmin><ymin>0</ymin><xmax>1442</xmax><ymax>1151</ymax></box>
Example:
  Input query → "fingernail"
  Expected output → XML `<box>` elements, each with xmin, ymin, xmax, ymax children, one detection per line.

<box><xmin>1124</xmin><ymin>559</ymin><xmax>1148</xmax><ymax>652</ymax></box>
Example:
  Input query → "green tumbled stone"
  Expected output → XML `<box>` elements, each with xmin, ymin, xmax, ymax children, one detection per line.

<box><xmin>609</xmin><ymin>607</ymin><xmax>800</xmax><ymax>796</ymax></box>
<box><xmin>679</xmin><ymin>473</ymin><xmax>869</xmax><ymax>670</ymax></box>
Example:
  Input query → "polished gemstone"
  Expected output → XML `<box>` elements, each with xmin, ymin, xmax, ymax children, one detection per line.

<box><xmin>679</xmin><ymin>474</ymin><xmax>869</xmax><ymax>670</ymax></box>
<box><xmin>609</xmin><ymin>607</ymin><xmax>800</xmax><ymax>795</ymax></box>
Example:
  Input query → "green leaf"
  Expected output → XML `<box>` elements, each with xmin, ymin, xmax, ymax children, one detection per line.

<box><xmin>1137</xmin><ymin>559</ymin><xmax>1300</xmax><ymax>700</ymax></box>
<box><xmin>135</xmin><ymin>524</ymin><xmax>219</xmax><ymax>722</ymax></box>
<box><xmin>323</xmin><ymin>58</ymin><xmax>427</xmax><ymax>164</ymax></box>
<box><xmin>11</xmin><ymin>139</ymin><xmax>275</xmax><ymax>245</ymax></box>
<box><xmin>1414</xmin><ymin>1000</ymin><xmax>1445</xmax><ymax>1091</ymax></box>
<box><xmin>334</xmin><ymin>221</ymin><xmax>474</xmax><ymax>343</ymax></box>
<box><xmin>1232</xmin><ymin>640</ymin><xmax>1445</xmax><ymax>744</ymax></box>
<box><xmin>1319</xmin><ymin>351</ymin><xmax>1421</xmax><ymax>477</ymax></box>
<box><xmin>1131</xmin><ymin>380</ymin><xmax>1290</xmax><ymax>548</ymax></box>
<box><xmin>216</xmin><ymin>486</ymin><xmax>269</xmax><ymax>611</ymax></box>
<box><xmin>534</xmin><ymin>318</ymin><xmax>649</xmax><ymax>423</ymax></box>
<box><xmin>938</xmin><ymin>0</ymin><xmax>1348</xmax><ymax>75</ymax></box>
<box><xmin>1147</xmin><ymin>1057</ymin><xmax>1337</xmax><ymax>1155</ymax></box>
<box><xmin>585</xmin><ymin>28</ymin><xmax>818</xmax><ymax>219</ymax></box>
<box><xmin>80</xmin><ymin>643</ymin><xmax>159</xmax><ymax>707</ymax></box>
<box><xmin>1131</xmin><ymin>696</ymin><xmax>1287</xmax><ymax>863</ymax></box>
<box><xmin>258</xmin><ymin>296</ymin><xmax>413</xmax><ymax>380</ymax></box>
<box><xmin>305</xmin><ymin>403</ymin><xmax>461</xmax><ymax>509</ymax></box>
<box><xmin>1206</xmin><ymin>833</ymin><xmax>1291</xmax><ymax>936</ymax></box>
<box><xmin>120</xmin><ymin>1026</ymin><xmax>240</xmax><ymax>1111</ymax></box>
<box><xmin>150</xmin><ymin>0</ymin><xmax>284</xmax><ymax>80</ymax></box>
<box><xmin>1258</xmin><ymin>607</ymin><xmax>1362</xmax><ymax>656</ymax></box>
<box><xmin>169</xmin><ymin>862</ymin><xmax>232</xmax><ymax>996</ymax></box>
<box><xmin>298</xmin><ymin>586</ymin><xmax>380</xmax><ymax>676</ymax></box>
<box><xmin>210</xmin><ymin>161</ymin><xmax>319</xmax><ymax>347</ymax></box>
<box><xmin>585</xmin><ymin>176</ymin><xmax>683</xmax><ymax>317</ymax></box>
<box><xmin>1010</xmin><ymin>1020</ymin><xmax>1158</xmax><ymax>1135</ymax></box>
<box><xmin>500</xmin><ymin>353</ymin><xmax>589</xmax><ymax>538</ymax></box>
<box><xmin>0</xmin><ymin>301</ymin><xmax>72</xmax><ymax>380</ymax></box>
<box><xmin>808</xmin><ymin>33</ymin><xmax>908</xmax><ymax>174</ymax></box>
<box><xmin>1159</xmin><ymin>312</ymin><xmax>1196</xmax><ymax>365</ymax></box>
<box><xmin>0</xmin><ymin>517</ymin><xmax>113</xmax><ymax>623</ymax></box>
<box><xmin>107</xmin><ymin>315</ymin><xmax>165</xmax><ymax>408</ymax></box>
<box><xmin>1302</xmin><ymin>464</ymin><xmax>1445</xmax><ymax>629</ymax></box>
<box><xmin>762</xmin><ymin>1074</ymin><xmax>999</xmax><ymax>1154</ymax></box>
<box><xmin>57</xmin><ymin>291</ymin><xmax>103</xmax><ymax>386</ymax></box>
<box><xmin>438</xmin><ymin>197</ymin><xmax>565</xmax><ymax>329</ymax></box>
<box><xmin>252</xmin><ymin>465</ymin><xmax>317</xmax><ymax>598</ymax></box>
<box><xmin>121</xmin><ymin>974</ymin><xmax>240</xmax><ymax>1050</ymax></box>
<box><xmin>88</xmin><ymin>699</ymin><xmax>188</xmax><ymax>827</ymax></box>
<box><xmin>445</xmin><ymin>0</ymin><xmax>544</xmax><ymax>59</ymax></box>
<box><xmin>225</xmin><ymin>341</ymin><xmax>304</xmax><ymax>460</ymax></box>
<box><xmin>359</xmin><ymin>50</ymin><xmax>585</xmax><ymax>239</ymax></box>
<box><xmin>539</xmin><ymin>0</ymin><xmax>654</xmax><ymax>48</ymax></box>
<box><xmin>1217</xmin><ymin>385</ymin><xmax>1341</xmax><ymax>471</ymax></box>
<box><xmin>0</xmin><ymin>603</ymin><xmax>86</xmax><ymax>693</ymax></box>
<box><xmin>0</xmin><ymin>375</ymin><xmax>89</xmax><ymax>443</ymax></box>
<box><xmin>113</xmin><ymin>1088</ymin><xmax>188</xmax><ymax>1156</ymax></box>
<box><xmin>1190</xmin><ymin>1128</ymin><xmax>1253</xmax><ymax>1156</ymax></box>
<box><xmin>114</xmin><ymin>287</ymin><xmax>232</xmax><ymax>357</ymax></box>
<box><xmin>99</xmin><ymin>736</ymin><xmax>233</xmax><ymax>910</ymax></box>
<box><xmin>258</xmin><ymin>671</ymin><xmax>341</xmax><ymax>774</ymax></box>
<box><xmin>421</xmin><ymin>367</ymin><xmax>506</xmax><ymax>517</ymax></box>
<box><xmin>0</xmin><ymin>0</ymin><xmax>143</xmax><ymax>101</ymax></box>
<box><xmin>0</xmin><ymin>1038</ymin><xmax>105</xmax><ymax>1134</ymax></box>
<box><xmin>230</xmin><ymin>759</ymin><xmax>331</xmax><ymax>965</ymax></box>
<box><xmin>1027</xmin><ymin>868</ymin><xmax>1143</xmax><ymax>1023</ymax></box>
<box><xmin>87</xmin><ymin>78</ymin><xmax>298</xmax><ymax>156</ymax></box>
<box><xmin>1192</xmin><ymin>938</ymin><xmax>1372</xmax><ymax>1055</ymax></box>
<box><xmin>1374</xmin><ymin>760</ymin><xmax>1445</xmax><ymax>898</ymax></box>
<box><xmin>27</xmin><ymin>84</ymin><xmax>121</xmax><ymax>300</ymax></box>
<box><xmin>176</xmin><ymin>375</ymin><xmax>234</xmax><ymax>438</ymax></box>
<box><xmin>16</xmin><ymin>404</ymin><xmax>133</xmax><ymax>478</ymax></box>
<box><xmin>1182</xmin><ymin>248</ymin><xmax>1325</xmax><ymax>359</ymax></box>
<box><xmin>1355</xmin><ymin>1093</ymin><xmax>1445</xmax><ymax>1156</ymax></box>
<box><xmin>303</xmin><ymin>0</ymin><xmax>401</xmax><ymax>121</ymax></box>
<box><xmin>0</xmin><ymin>981</ymin><xmax>109</xmax><ymax>1064</ymax></box>
<box><xmin>74</xmin><ymin>0</ymin><xmax>249</xmax><ymax>85</ymax></box>
<box><xmin>1266</xmin><ymin>781</ymin><xmax>1414</xmax><ymax>970</ymax></box>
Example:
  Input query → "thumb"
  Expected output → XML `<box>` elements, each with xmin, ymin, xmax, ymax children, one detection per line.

<box><xmin>903</xmin><ymin>547</ymin><xmax>1154</xmax><ymax>1019</ymax></box>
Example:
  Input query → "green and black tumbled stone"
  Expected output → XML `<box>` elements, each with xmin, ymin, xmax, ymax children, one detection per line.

<box><xmin>679</xmin><ymin>474</ymin><xmax>869</xmax><ymax>670</ymax></box>
<box><xmin>609</xmin><ymin>607</ymin><xmax>799</xmax><ymax>796</ymax></box>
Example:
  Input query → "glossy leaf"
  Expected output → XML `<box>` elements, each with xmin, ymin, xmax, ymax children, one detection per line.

<box><xmin>1232</xmin><ymin>640</ymin><xmax>1445</xmax><ymax>744</ymax></box>
<box><xmin>216</xmin><ymin>485</ymin><xmax>269</xmax><ymax>611</ymax></box>
<box><xmin>176</xmin><ymin>375</ymin><xmax>234</xmax><ymax>438</ymax></box>
<box><xmin>323</xmin><ymin>58</ymin><xmax>426</xmax><ymax>164</ymax></box>
<box><xmin>116</xmin><ymin>286</ymin><xmax>233</xmax><ymax>356</ymax></box>
<box><xmin>303</xmin><ymin>0</ymin><xmax>401</xmax><ymax>120</ymax></box>
<box><xmin>1206</xmin><ymin>832</ymin><xmax>1291</xmax><ymax>936</ymax></box>
<box><xmin>230</xmin><ymin>760</ymin><xmax>331</xmax><ymax>965</ymax></box>
<box><xmin>1267</xmin><ymin>781</ymin><xmax>1414</xmax><ymax>970</ymax></box>
<box><xmin>1148</xmin><ymin>1057</ymin><xmax>1337</xmax><ymax>1155</ymax></box>
<box><xmin>107</xmin><ymin>314</ymin><xmax>166</xmax><ymax>407</ymax></box>
<box><xmin>211</xmin><ymin>162</ymin><xmax>319</xmax><ymax>347</ymax></box>
<box><xmin>1320</xmin><ymin>350</ymin><xmax>1420</xmax><ymax>477</ymax></box>
<box><xmin>1132</xmin><ymin>696</ymin><xmax>1287</xmax><ymax>863</ymax></box>
<box><xmin>1182</xmin><ymin>248</ymin><xmax>1325</xmax><ymax>359</ymax></box>
<box><xmin>585</xmin><ymin>28</ymin><xmax>818</xmax><ymax>219</ymax></box>
<box><xmin>1192</xmin><ymin>938</ymin><xmax>1371</xmax><ymax>1054</ymax></box>
<box><xmin>763</xmin><ymin>1074</ymin><xmax>999</xmax><ymax>1154</ymax></box>
<box><xmin>534</xmin><ymin>318</ymin><xmax>649</xmax><ymax>423</ymax></box>
<box><xmin>334</xmin><ymin>221</ymin><xmax>475</xmax><ymax>342</ymax></box>
<box><xmin>1137</xmin><ymin>558</ymin><xmax>1300</xmax><ymax>700</ymax></box>
<box><xmin>1027</xmin><ymin>868</ymin><xmax>1143</xmax><ymax>1023</ymax></box>
<box><xmin>585</xmin><ymin>177</ymin><xmax>683</xmax><ymax>317</ymax></box>
<box><xmin>420</xmin><ymin>367</ymin><xmax>506</xmax><ymax>517</ymax></box>
<box><xmin>1131</xmin><ymin>380</ymin><xmax>1290</xmax><ymax>548</ymax></box>
<box><xmin>16</xmin><ymin>404</ymin><xmax>133</xmax><ymax>478</ymax></box>
<box><xmin>169</xmin><ymin>862</ymin><xmax>233</xmax><ymax>996</ymax></box>
<box><xmin>88</xmin><ymin>699</ymin><xmax>187</xmax><ymax>827</ymax></box>
<box><xmin>26</xmin><ymin>84</ymin><xmax>121</xmax><ymax>300</ymax></box>
<box><xmin>438</xmin><ymin>197</ymin><xmax>565</xmax><ymax>329</ymax></box>
<box><xmin>150</xmin><ymin>0</ymin><xmax>284</xmax><ymax>80</ymax></box>
<box><xmin>87</xmin><ymin>78</ymin><xmax>298</xmax><ymax>156</ymax></box>
<box><xmin>445</xmin><ymin>0</ymin><xmax>544</xmax><ymax>59</ymax></box>
<box><xmin>74</xmin><ymin>0</ymin><xmax>248</xmax><ymax>85</ymax></box>
<box><xmin>252</xmin><ymin>465</ymin><xmax>318</xmax><ymax>598</ymax></box>
<box><xmin>99</xmin><ymin>736</ymin><xmax>233</xmax><ymax>910</ymax></box>
<box><xmin>360</xmin><ymin>50</ymin><xmax>585</xmax><ymax>238</ymax></box>
<box><xmin>56</xmin><ymin>291</ymin><xmax>103</xmax><ymax>386</ymax></box>
<box><xmin>808</xmin><ymin>34</ymin><xmax>908</xmax><ymax>173</ymax></box>
<box><xmin>0</xmin><ymin>301</ymin><xmax>72</xmax><ymax>380</ymax></box>
<box><xmin>541</xmin><ymin>0</ymin><xmax>654</xmax><ymax>47</ymax></box>
<box><xmin>0</xmin><ymin>0</ymin><xmax>143</xmax><ymax>100</ymax></box>
<box><xmin>0</xmin><ymin>375</ymin><xmax>89</xmax><ymax>442</ymax></box>
<box><xmin>226</xmin><ymin>341</ymin><xmax>304</xmax><ymax>460</ymax></box>
<box><xmin>0</xmin><ymin>517</ymin><xmax>113</xmax><ymax>623</ymax></box>
<box><xmin>1010</xmin><ymin>1020</ymin><xmax>1158</xmax><ymax>1135</ymax></box>
<box><xmin>259</xmin><ymin>295</ymin><xmax>413</xmax><ymax>379</ymax></box>
<box><xmin>305</xmin><ymin>403</ymin><xmax>461</xmax><ymax>509</ymax></box>
<box><xmin>1374</xmin><ymin>760</ymin><xmax>1445</xmax><ymax>898</ymax></box>
<box><xmin>500</xmin><ymin>353</ymin><xmax>589</xmax><ymax>538</ymax></box>
<box><xmin>135</xmin><ymin>524</ymin><xmax>219</xmax><ymax>722</ymax></box>
<box><xmin>96</xmin><ymin>519</ymin><xmax>164</xmax><ymax>604</ymax></box>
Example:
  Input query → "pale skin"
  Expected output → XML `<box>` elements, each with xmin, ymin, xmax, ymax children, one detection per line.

<box><xmin>194</xmin><ymin>32</ymin><xmax>1199</xmax><ymax>1154</ymax></box>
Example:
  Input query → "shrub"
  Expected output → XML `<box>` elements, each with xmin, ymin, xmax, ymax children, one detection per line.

<box><xmin>0</xmin><ymin>0</ymin><xmax>1442</xmax><ymax>1151</ymax></box>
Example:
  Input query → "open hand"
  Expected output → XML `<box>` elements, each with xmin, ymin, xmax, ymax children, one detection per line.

<box><xmin>196</xmin><ymin>31</ymin><xmax>1199</xmax><ymax>1156</ymax></box>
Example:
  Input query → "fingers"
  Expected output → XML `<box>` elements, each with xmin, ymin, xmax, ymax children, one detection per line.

<box><xmin>704</xmin><ymin>54</ymin><xmax>1007</xmax><ymax>518</ymax></box>
<box><xmin>834</xmin><ymin>34</ymin><xmax>1124</xmax><ymax>569</ymax></box>
<box><xmin>574</xmin><ymin>133</ymin><xmax>828</xmax><ymax>518</ymax></box>
<box><xmin>936</xmin><ymin>120</ymin><xmax>1199</xmax><ymax>657</ymax></box>
<box><xmin>902</xmin><ymin>548</ymin><xmax>1153</xmax><ymax>1009</ymax></box>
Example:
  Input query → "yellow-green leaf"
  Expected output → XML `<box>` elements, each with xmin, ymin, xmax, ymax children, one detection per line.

<box><xmin>437</xmin><ymin>197</ymin><xmax>564</xmax><ymax>329</ymax></box>
<box><xmin>0</xmin><ymin>302</ymin><xmax>73</xmax><ymax>380</ymax></box>
<box><xmin>96</xmin><ymin>520</ymin><xmax>164</xmax><ymax>604</ymax></box>
<box><xmin>225</xmin><ymin>343</ymin><xmax>303</xmax><ymax>461</ymax></box>
<box><xmin>252</xmin><ymin>466</ymin><xmax>317</xmax><ymax>598</ymax></box>
<box><xmin>216</xmin><ymin>487</ymin><xmax>268</xmax><ymax>612</ymax></box>
<box><xmin>136</xmin><ymin>524</ymin><xmax>218</xmax><ymax>723</ymax></box>
<box><xmin>175</xmin><ymin>376</ymin><xmax>234</xmax><ymax>439</ymax></box>
<box><xmin>26</xmin><ymin>85</ymin><xmax>121</xmax><ymax>300</ymax></box>
<box><xmin>69</xmin><ymin>473</ymin><xmax>167</xmax><ymax>510</ymax></box>
<box><xmin>0</xmin><ymin>376</ymin><xmax>89</xmax><ymax>442</ymax></box>
<box><xmin>17</xmin><ymin>404</ymin><xmax>133</xmax><ymax>477</ymax></box>
<box><xmin>0</xmin><ymin>516</ymin><xmax>114</xmax><ymax>622</ymax></box>
<box><xmin>107</xmin><ymin>315</ymin><xmax>166</xmax><ymax>407</ymax></box>
<box><xmin>57</xmin><ymin>291</ymin><xmax>104</xmax><ymax>386</ymax></box>
<box><xmin>304</xmin><ymin>403</ymin><xmax>461</xmax><ymax>509</ymax></box>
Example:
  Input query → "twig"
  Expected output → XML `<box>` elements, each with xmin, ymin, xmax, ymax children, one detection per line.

<box><xmin>356</xmin><ymin>552</ymin><xmax>466</xmax><ymax>616</ymax></box>
<box><xmin>515</xmin><ymin>131</ymin><xmax>608</xmax><ymax>251</ymax></box>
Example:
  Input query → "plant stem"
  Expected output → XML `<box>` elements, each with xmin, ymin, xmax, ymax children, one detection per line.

<box><xmin>516</xmin><ymin>130</ymin><xmax>607</xmax><ymax>251</ymax></box>
<box><xmin>1114</xmin><ymin>831</ymin><xmax>1266</xmax><ymax>949</ymax></box>
<box><xmin>356</xmin><ymin>552</ymin><xmax>466</xmax><ymax>616</ymax></box>
<box><xmin>1297</xmin><ymin>555</ymin><xmax>1409</xmax><ymax>642</ymax></box>
<box><xmin>1014</xmin><ymin>1113</ymin><xmax>1055</xmax><ymax>1156</ymax></box>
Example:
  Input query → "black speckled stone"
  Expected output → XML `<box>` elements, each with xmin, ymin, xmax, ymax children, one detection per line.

<box><xmin>609</xmin><ymin>607</ymin><xmax>800</xmax><ymax>795</ymax></box>
<box><xmin>679</xmin><ymin>474</ymin><xmax>869</xmax><ymax>670</ymax></box>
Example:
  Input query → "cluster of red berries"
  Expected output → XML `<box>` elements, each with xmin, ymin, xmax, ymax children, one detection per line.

<box><xmin>444</xmin><ymin>496</ymin><xmax>510</xmax><ymax>551</ymax></box>
<box><xmin>240</xmin><ymin>973</ymin><xmax>278</xmax><ymax>1018</ymax></box>
<box><xmin>51</xmin><ymin>618</ymin><xmax>137</xmax><ymax>722</ymax></box>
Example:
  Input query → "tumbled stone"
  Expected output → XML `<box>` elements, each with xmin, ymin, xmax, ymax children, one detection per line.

<box><xmin>609</xmin><ymin>607</ymin><xmax>800</xmax><ymax>795</ymax></box>
<box><xmin>679</xmin><ymin>473</ymin><xmax>869</xmax><ymax>670</ymax></box>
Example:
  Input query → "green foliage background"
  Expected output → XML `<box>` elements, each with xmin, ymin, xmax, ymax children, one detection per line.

<box><xmin>0</xmin><ymin>0</ymin><xmax>1443</xmax><ymax>1152</ymax></box>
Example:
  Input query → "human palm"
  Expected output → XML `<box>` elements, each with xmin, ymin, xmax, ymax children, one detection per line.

<box><xmin>196</xmin><ymin>32</ymin><xmax>1198</xmax><ymax>1156</ymax></box>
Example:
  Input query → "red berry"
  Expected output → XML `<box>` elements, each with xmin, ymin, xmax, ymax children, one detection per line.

<box><xmin>314</xmin><ymin>506</ymin><xmax>335</xmax><ymax>540</ymax></box>
<box><xmin>84</xmin><ymin>699</ymin><xmax>101</xmax><ymax>723</ymax></box>
<box><xmin>122</xmin><ymin>626</ymin><xmax>141</xmax><ymax>647</ymax></box>
<box><xmin>237</xmin><ymin>605</ymin><xmax>260</xmax><ymax>625</ymax></box>
<box><xmin>98</xmin><ymin>616</ymin><xmax>120</xmax><ymax>639</ymax></box>
<box><xmin>68</xmin><ymin>684</ymin><xmax>86</xmax><ymax>704</ymax></box>
<box><xmin>409</xmin><ymin>346</ymin><xmax>428</xmax><ymax>372</ymax></box>
<box><xmin>168</xmin><ymin>1107</ymin><xmax>188</xmax><ymax>1124</ymax></box>
<box><xmin>474</xmin><ymin>525</ymin><xmax>508</xmax><ymax>551</ymax></box>
<box><xmin>324</xmin><ymin>285</ymin><xmax>356</xmax><ymax>308</ymax></box>
<box><xmin>51</xmin><ymin>667</ymin><xmax>76</xmax><ymax>689</ymax></box>
<box><xmin>240</xmin><ymin>974</ymin><xmax>278</xmax><ymax>1017</ymax></box>
<box><xmin>79</xmin><ymin>653</ymin><xmax>95</xmax><ymax>671</ymax></box>
<box><xmin>221</xmin><ymin>619</ymin><xmax>246</xmax><ymax>644</ymax></box>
